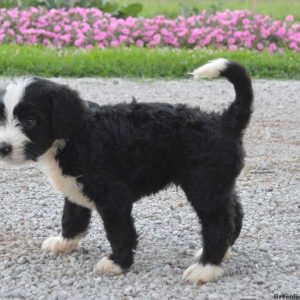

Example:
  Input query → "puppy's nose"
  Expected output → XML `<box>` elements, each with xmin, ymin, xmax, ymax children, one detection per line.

<box><xmin>0</xmin><ymin>142</ymin><xmax>12</xmax><ymax>157</ymax></box>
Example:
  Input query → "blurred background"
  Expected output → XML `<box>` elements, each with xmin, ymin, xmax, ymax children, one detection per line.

<box><xmin>0</xmin><ymin>0</ymin><xmax>299</xmax><ymax>20</ymax></box>
<box><xmin>0</xmin><ymin>0</ymin><xmax>299</xmax><ymax>78</ymax></box>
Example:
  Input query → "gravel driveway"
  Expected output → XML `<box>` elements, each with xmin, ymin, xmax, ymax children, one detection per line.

<box><xmin>0</xmin><ymin>78</ymin><xmax>299</xmax><ymax>300</ymax></box>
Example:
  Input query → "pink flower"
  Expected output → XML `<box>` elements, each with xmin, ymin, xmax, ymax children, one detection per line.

<box><xmin>81</xmin><ymin>23</ymin><xmax>90</xmax><ymax>33</ymax></box>
<box><xmin>216</xmin><ymin>34</ymin><xmax>224</xmax><ymax>42</ymax></box>
<box><xmin>268</xmin><ymin>42</ymin><xmax>278</xmax><ymax>52</ymax></box>
<box><xmin>161</xmin><ymin>28</ymin><xmax>170</xmax><ymax>36</ymax></box>
<box><xmin>0</xmin><ymin>7</ymin><xmax>296</xmax><ymax>52</ymax></box>
<box><xmin>111</xmin><ymin>40</ymin><xmax>120</xmax><ymax>47</ymax></box>
<box><xmin>200</xmin><ymin>36</ymin><xmax>211</xmax><ymax>46</ymax></box>
<box><xmin>256</xmin><ymin>43</ymin><xmax>264</xmax><ymax>50</ymax></box>
<box><xmin>132</xmin><ymin>29</ymin><xmax>141</xmax><ymax>37</ymax></box>
<box><xmin>30</xmin><ymin>7</ymin><xmax>38</xmax><ymax>14</ymax></box>
<box><xmin>149</xmin><ymin>34</ymin><xmax>161</xmax><ymax>47</ymax></box>
<box><xmin>243</xmin><ymin>19</ymin><xmax>251</xmax><ymax>25</ymax></box>
<box><xmin>97</xmin><ymin>42</ymin><xmax>105</xmax><ymax>49</ymax></box>
<box><xmin>125</xmin><ymin>17</ymin><xmax>136</xmax><ymax>27</ymax></box>
<box><xmin>60</xmin><ymin>34</ymin><xmax>71</xmax><ymax>43</ymax></box>
<box><xmin>64</xmin><ymin>25</ymin><xmax>72</xmax><ymax>32</ymax></box>
<box><xmin>228</xmin><ymin>38</ymin><xmax>236</xmax><ymax>45</ymax></box>
<box><xmin>177</xmin><ymin>29</ymin><xmax>188</xmax><ymax>37</ymax></box>
<box><xmin>95</xmin><ymin>32</ymin><xmax>107</xmax><ymax>41</ymax></box>
<box><xmin>109</xmin><ymin>20</ymin><xmax>118</xmax><ymax>32</ymax></box>
<box><xmin>188</xmin><ymin>37</ymin><xmax>195</xmax><ymax>44</ymax></box>
<box><xmin>289</xmin><ymin>42</ymin><xmax>298</xmax><ymax>50</ymax></box>
<box><xmin>285</xmin><ymin>15</ymin><xmax>294</xmax><ymax>22</ymax></box>
<box><xmin>145</xmin><ymin>31</ymin><xmax>154</xmax><ymax>38</ymax></box>
<box><xmin>245</xmin><ymin>40</ymin><xmax>252</xmax><ymax>48</ymax></box>
<box><xmin>7</xmin><ymin>29</ymin><xmax>15</xmax><ymax>36</ymax></box>
<box><xmin>276</xmin><ymin>27</ymin><xmax>286</xmax><ymax>38</ymax></box>
<box><xmin>119</xmin><ymin>35</ymin><xmax>128</xmax><ymax>43</ymax></box>
<box><xmin>122</xmin><ymin>28</ymin><xmax>130</xmax><ymax>35</ymax></box>
<box><xmin>136</xmin><ymin>39</ymin><xmax>143</xmax><ymax>47</ymax></box>
<box><xmin>3</xmin><ymin>21</ymin><xmax>10</xmax><ymax>28</ymax></box>
<box><xmin>8</xmin><ymin>8</ymin><xmax>18</xmax><ymax>19</ymax></box>
<box><xmin>152</xmin><ymin>34</ymin><xmax>161</xmax><ymax>43</ymax></box>
<box><xmin>16</xmin><ymin>35</ymin><xmax>23</xmax><ymax>44</ymax></box>
<box><xmin>28</xmin><ymin>35</ymin><xmax>38</xmax><ymax>44</ymax></box>
<box><xmin>75</xmin><ymin>38</ymin><xmax>85</xmax><ymax>47</ymax></box>
<box><xmin>43</xmin><ymin>39</ymin><xmax>50</xmax><ymax>46</ymax></box>
<box><xmin>261</xmin><ymin>27</ymin><xmax>271</xmax><ymax>38</ymax></box>
<box><xmin>234</xmin><ymin>31</ymin><xmax>242</xmax><ymax>38</ymax></box>
<box><xmin>54</xmin><ymin>25</ymin><xmax>61</xmax><ymax>32</ymax></box>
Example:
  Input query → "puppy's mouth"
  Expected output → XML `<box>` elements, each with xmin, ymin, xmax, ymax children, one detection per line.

<box><xmin>0</xmin><ymin>154</ymin><xmax>28</xmax><ymax>166</ymax></box>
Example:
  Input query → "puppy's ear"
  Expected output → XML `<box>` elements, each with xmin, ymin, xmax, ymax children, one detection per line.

<box><xmin>51</xmin><ymin>85</ymin><xmax>85</xmax><ymax>139</ymax></box>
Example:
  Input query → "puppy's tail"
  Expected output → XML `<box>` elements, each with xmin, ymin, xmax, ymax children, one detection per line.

<box><xmin>190</xmin><ymin>58</ymin><xmax>253</xmax><ymax>134</ymax></box>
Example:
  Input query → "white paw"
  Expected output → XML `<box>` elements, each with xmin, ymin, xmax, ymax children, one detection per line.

<box><xmin>182</xmin><ymin>263</ymin><xmax>223</xmax><ymax>284</ymax></box>
<box><xmin>195</xmin><ymin>247</ymin><xmax>232</xmax><ymax>262</ymax></box>
<box><xmin>42</xmin><ymin>236</ymin><xmax>80</xmax><ymax>253</ymax></box>
<box><xmin>95</xmin><ymin>257</ymin><xmax>123</xmax><ymax>275</ymax></box>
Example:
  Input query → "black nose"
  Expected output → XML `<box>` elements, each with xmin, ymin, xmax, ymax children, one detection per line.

<box><xmin>0</xmin><ymin>142</ymin><xmax>12</xmax><ymax>157</ymax></box>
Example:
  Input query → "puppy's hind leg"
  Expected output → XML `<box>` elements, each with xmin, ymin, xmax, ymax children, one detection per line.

<box><xmin>182</xmin><ymin>203</ymin><xmax>235</xmax><ymax>284</ymax></box>
<box><xmin>181</xmin><ymin>172</ymin><xmax>237</xmax><ymax>284</ymax></box>
<box><xmin>42</xmin><ymin>198</ymin><xmax>92</xmax><ymax>253</ymax></box>
<box><xmin>94</xmin><ymin>183</ymin><xmax>138</xmax><ymax>275</ymax></box>
<box><xmin>182</xmin><ymin>205</ymin><xmax>233</xmax><ymax>284</ymax></box>
<box><xmin>194</xmin><ymin>193</ymin><xmax>243</xmax><ymax>263</ymax></box>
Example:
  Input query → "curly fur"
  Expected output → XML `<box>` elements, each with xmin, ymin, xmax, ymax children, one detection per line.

<box><xmin>0</xmin><ymin>59</ymin><xmax>253</xmax><ymax>283</ymax></box>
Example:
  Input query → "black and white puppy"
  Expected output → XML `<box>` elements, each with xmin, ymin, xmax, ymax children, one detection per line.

<box><xmin>0</xmin><ymin>59</ymin><xmax>253</xmax><ymax>284</ymax></box>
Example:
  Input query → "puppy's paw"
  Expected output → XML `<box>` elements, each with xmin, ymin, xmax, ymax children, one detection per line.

<box><xmin>195</xmin><ymin>247</ymin><xmax>232</xmax><ymax>262</ymax></box>
<box><xmin>42</xmin><ymin>236</ymin><xmax>79</xmax><ymax>253</ymax></box>
<box><xmin>95</xmin><ymin>257</ymin><xmax>123</xmax><ymax>275</ymax></box>
<box><xmin>182</xmin><ymin>263</ymin><xmax>223</xmax><ymax>284</ymax></box>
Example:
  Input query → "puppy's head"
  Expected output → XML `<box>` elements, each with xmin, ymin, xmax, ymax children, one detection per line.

<box><xmin>0</xmin><ymin>77</ymin><xmax>84</xmax><ymax>165</ymax></box>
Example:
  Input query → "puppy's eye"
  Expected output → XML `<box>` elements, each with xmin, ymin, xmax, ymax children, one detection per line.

<box><xmin>23</xmin><ymin>118</ymin><xmax>36</xmax><ymax>128</ymax></box>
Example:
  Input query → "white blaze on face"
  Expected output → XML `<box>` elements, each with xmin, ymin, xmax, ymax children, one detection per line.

<box><xmin>0</xmin><ymin>78</ymin><xmax>34</xmax><ymax>164</ymax></box>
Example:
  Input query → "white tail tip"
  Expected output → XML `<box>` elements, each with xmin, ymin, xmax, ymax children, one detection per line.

<box><xmin>190</xmin><ymin>58</ymin><xmax>229</xmax><ymax>79</ymax></box>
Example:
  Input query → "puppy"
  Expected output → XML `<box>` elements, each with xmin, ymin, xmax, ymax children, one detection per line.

<box><xmin>0</xmin><ymin>59</ymin><xmax>253</xmax><ymax>284</ymax></box>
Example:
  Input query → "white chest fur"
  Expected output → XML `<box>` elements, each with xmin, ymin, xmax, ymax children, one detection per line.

<box><xmin>38</xmin><ymin>141</ymin><xmax>95</xmax><ymax>209</ymax></box>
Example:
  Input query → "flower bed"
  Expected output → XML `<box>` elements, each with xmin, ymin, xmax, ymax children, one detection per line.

<box><xmin>0</xmin><ymin>7</ymin><xmax>299</xmax><ymax>52</ymax></box>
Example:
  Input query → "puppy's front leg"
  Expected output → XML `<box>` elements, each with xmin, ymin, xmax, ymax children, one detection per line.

<box><xmin>42</xmin><ymin>198</ymin><xmax>92</xmax><ymax>253</ymax></box>
<box><xmin>95</xmin><ymin>188</ymin><xmax>137</xmax><ymax>275</ymax></box>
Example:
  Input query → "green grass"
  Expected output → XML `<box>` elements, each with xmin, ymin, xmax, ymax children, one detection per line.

<box><xmin>0</xmin><ymin>45</ymin><xmax>299</xmax><ymax>79</ymax></box>
<box><xmin>117</xmin><ymin>0</ymin><xmax>300</xmax><ymax>20</ymax></box>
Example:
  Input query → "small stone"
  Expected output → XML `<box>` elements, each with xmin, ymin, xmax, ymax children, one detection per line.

<box><xmin>124</xmin><ymin>285</ymin><xmax>133</xmax><ymax>294</ymax></box>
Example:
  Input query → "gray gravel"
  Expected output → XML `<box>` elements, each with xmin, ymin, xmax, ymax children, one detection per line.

<box><xmin>0</xmin><ymin>78</ymin><xmax>299</xmax><ymax>300</ymax></box>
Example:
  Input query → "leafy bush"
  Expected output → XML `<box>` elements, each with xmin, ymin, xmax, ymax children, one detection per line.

<box><xmin>0</xmin><ymin>0</ymin><xmax>143</xmax><ymax>18</ymax></box>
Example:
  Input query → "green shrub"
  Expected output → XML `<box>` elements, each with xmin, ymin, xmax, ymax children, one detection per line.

<box><xmin>0</xmin><ymin>0</ymin><xmax>143</xmax><ymax>18</ymax></box>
